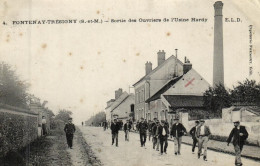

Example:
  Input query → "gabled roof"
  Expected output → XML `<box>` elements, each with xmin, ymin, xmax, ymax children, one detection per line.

<box><xmin>163</xmin><ymin>95</ymin><xmax>204</xmax><ymax>108</ymax></box>
<box><xmin>110</xmin><ymin>92</ymin><xmax>132</xmax><ymax>112</ymax></box>
<box><xmin>133</xmin><ymin>55</ymin><xmax>184</xmax><ymax>87</ymax></box>
<box><xmin>145</xmin><ymin>76</ymin><xmax>183</xmax><ymax>102</ymax></box>
<box><xmin>145</xmin><ymin>68</ymin><xmax>210</xmax><ymax>102</ymax></box>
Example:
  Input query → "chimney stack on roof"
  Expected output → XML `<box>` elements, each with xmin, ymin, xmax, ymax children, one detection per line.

<box><xmin>183</xmin><ymin>57</ymin><xmax>192</xmax><ymax>74</ymax></box>
<box><xmin>157</xmin><ymin>50</ymin><xmax>166</xmax><ymax>66</ymax></box>
<box><xmin>115</xmin><ymin>88</ymin><xmax>123</xmax><ymax>100</ymax></box>
<box><xmin>145</xmin><ymin>61</ymin><xmax>152</xmax><ymax>75</ymax></box>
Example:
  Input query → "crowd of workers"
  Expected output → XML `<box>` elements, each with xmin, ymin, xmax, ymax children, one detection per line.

<box><xmin>101</xmin><ymin>117</ymin><xmax>248</xmax><ymax>166</ymax></box>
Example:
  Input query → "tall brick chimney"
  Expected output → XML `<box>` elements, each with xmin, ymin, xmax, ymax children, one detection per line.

<box><xmin>183</xmin><ymin>57</ymin><xmax>192</xmax><ymax>74</ymax></box>
<box><xmin>145</xmin><ymin>61</ymin><xmax>152</xmax><ymax>75</ymax></box>
<box><xmin>213</xmin><ymin>1</ymin><xmax>224</xmax><ymax>86</ymax></box>
<box><xmin>157</xmin><ymin>50</ymin><xmax>166</xmax><ymax>66</ymax></box>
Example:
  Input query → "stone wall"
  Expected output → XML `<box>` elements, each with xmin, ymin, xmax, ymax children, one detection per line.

<box><xmin>0</xmin><ymin>104</ymin><xmax>38</xmax><ymax>157</ymax></box>
<box><xmin>181</xmin><ymin>112</ymin><xmax>260</xmax><ymax>146</ymax></box>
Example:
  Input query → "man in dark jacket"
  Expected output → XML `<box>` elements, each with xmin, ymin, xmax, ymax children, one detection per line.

<box><xmin>148</xmin><ymin>120</ymin><xmax>153</xmax><ymax>141</ymax></box>
<box><xmin>152</xmin><ymin>119</ymin><xmax>160</xmax><ymax>150</ymax></box>
<box><xmin>136</xmin><ymin>120</ymin><xmax>140</xmax><ymax>131</ymax></box>
<box><xmin>139</xmin><ymin>118</ymin><xmax>148</xmax><ymax>147</ymax></box>
<box><xmin>123</xmin><ymin>120</ymin><xmax>131</xmax><ymax>141</ymax></box>
<box><xmin>150</xmin><ymin>118</ymin><xmax>156</xmax><ymax>146</ymax></box>
<box><xmin>64</xmin><ymin>117</ymin><xmax>76</xmax><ymax>149</ymax></box>
<box><xmin>189</xmin><ymin>120</ymin><xmax>200</xmax><ymax>153</ymax></box>
<box><xmin>227</xmin><ymin>121</ymin><xmax>248</xmax><ymax>166</ymax></box>
<box><xmin>170</xmin><ymin>118</ymin><xmax>187</xmax><ymax>155</ymax></box>
<box><xmin>103</xmin><ymin>121</ymin><xmax>107</xmax><ymax>131</ymax></box>
<box><xmin>111</xmin><ymin>119</ymin><xmax>120</xmax><ymax>147</ymax></box>
<box><xmin>157</xmin><ymin>120</ymin><xmax>169</xmax><ymax>155</ymax></box>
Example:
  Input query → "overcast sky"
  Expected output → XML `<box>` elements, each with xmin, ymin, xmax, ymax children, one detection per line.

<box><xmin>0</xmin><ymin>0</ymin><xmax>259</xmax><ymax>124</ymax></box>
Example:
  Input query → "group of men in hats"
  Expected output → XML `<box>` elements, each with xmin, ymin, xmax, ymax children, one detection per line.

<box><xmin>64</xmin><ymin>116</ymin><xmax>248</xmax><ymax>166</ymax></box>
<box><xmin>148</xmin><ymin>117</ymin><xmax>186</xmax><ymax>155</ymax></box>
<box><xmin>188</xmin><ymin>119</ymin><xmax>248</xmax><ymax>165</ymax></box>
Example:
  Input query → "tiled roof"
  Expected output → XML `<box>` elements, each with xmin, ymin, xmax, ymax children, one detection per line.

<box><xmin>145</xmin><ymin>76</ymin><xmax>183</xmax><ymax>102</ymax></box>
<box><xmin>110</xmin><ymin>92</ymin><xmax>133</xmax><ymax>112</ymax></box>
<box><xmin>133</xmin><ymin>55</ymin><xmax>184</xmax><ymax>86</ymax></box>
<box><xmin>163</xmin><ymin>95</ymin><xmax>204</xmax><ymax>108</ymax></box>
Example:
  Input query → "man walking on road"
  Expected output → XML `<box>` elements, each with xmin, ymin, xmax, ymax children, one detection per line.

<box><xmin>189</xmin><ymin>120</ymin><xmax>200</xmax><ymax>153</ymax></box>
<box><xmin>150</xmin><ymin>118</ymin><xmax>156</xmax><ymax>147</ymax></box>
<box><xmin>153</xmin><ymin>119</ymin><xmax>160</xmax><ymax>151</ymax></box>
<box><xmin>111</xmin><ymin>119</ymin><xmax>120</xmax><ymax>147</ymax></box>
<box><xmin>196</xmin><ymin>119</ymin><xmax>211</xmax><ymax>161</ymax></box>
<box><xmin>123</xmin><ymin>120</ymin><xmax>131</xmax><ymax>141</ymax></box>
<box><xmin>148</xmin><ymin>120</ymin><xmax>153</xmax><ymax>141</ymax></box>
<box><xmin>139</xmin><ymin>117</ymin><xmax>148</xmax><ymax>147</ymax></box>
<box><xmin>227</xmin><ymin>121</ymin><xmax>248</xmax><ymax>166</ymax></box>
<box><xmin>64</xmin><ymin>117</ymin><xmax>76</xmax><ymax>149</ymax></box>
<box><xmin>103</xmin><ymin>121</ymin><xmax>107</xmax><ymax>131</ymax></box>
<box><xmin>157</xmin><ymin>120</ymin><xmax>169</xmax><ymax>155</ymax></box>
<box><xmin>170</xmin><ymin>118</ymin><xmax>187</xmax><ymax>155</ymax></box>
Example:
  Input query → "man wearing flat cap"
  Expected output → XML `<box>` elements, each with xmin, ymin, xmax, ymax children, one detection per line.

<box><xmin>196</xmin><ymin>119</ymin><xmax>211</xmax><ymax>161</ymax></box>
<box><xmin>227</xmin><ymin>121</ymin><xmax>248</xmax><ymax>166</ymax></box>
<box><xmin>123</xmin><ymin>120</ymin><xmax>131</xmax><ymax>141</ymax></box>
<box><xmin>189</xmin><ymin>120</ymin><xmax>200</xmax><ymax>153</ymax></box>
<box><xmin>139</xmin><ymin>117</ymin><xmax>148</xmax><ymax>147</ymax></box>
<box><xmin>111</xmin><ymin>118</ymin><xmax>120</xmax><ymax>147</ymax></box>
<box><xmin>150</xmin><ymin>118</ymin><xmax>156</xmax><ymax>148</ymax></box>
<box><xmin>170</xmin><ymin>118</ymin><xmax>187</xmax><ymax>155</ymax></box>
<box><xmin>153</xmin><ymin>119</ymin><xmax>160</xmax><ymax>151</ymax></box>
<box><xmin>64</xmin><ymin>117</ymin><xmax>76</xmax><ymax>149</ymax></box>
<box><xmin>157</xmin><ymin>120</ymin><xmax>169</xmax><ymax>155</ymax></box>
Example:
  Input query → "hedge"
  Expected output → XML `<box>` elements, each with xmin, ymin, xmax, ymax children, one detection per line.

<box><xmin>0</xmin><ymin>111</ymin><xmax>38</xmax><ymax>157</ymax></box>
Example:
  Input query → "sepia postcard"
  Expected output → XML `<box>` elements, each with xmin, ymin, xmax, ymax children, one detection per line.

<box><xmin>0</xmin><ymin>0</ymin><xmax>260</xmax><ymax>165</ymax></box>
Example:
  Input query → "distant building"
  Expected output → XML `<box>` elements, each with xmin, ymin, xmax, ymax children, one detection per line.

<box><xmin>105</xmin><ymin>98</ymin><xmax>115</xmax><ymax>122</ymax></box>
<box><xmin>105</xmin><ymin>89</ymin><xmax>135</xmax><ymax>123</ymax></box>
<box><xmin>110</xmin><ymin>92</ymin><xmax>135</xmax><ymax>123</ymax></box>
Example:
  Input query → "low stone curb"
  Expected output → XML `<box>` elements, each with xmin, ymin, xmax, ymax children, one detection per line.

<box><xmin>174</xmin><ymin>139</ymin><xmax>260</xmax><ymax>162</ymax></box>
<box><xmin>131</xmin><ymin>130</ymin><xmax>260</xmax><ymax>162</ymax></box>
<box><xmin>76</xmin><ymin>128</ymin><xmax>103</xmax><ymax>166</ymax></box>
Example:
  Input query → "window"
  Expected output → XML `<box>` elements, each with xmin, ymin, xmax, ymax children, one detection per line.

<box><xmin>141</xmin><ymin>90</ymin><xmax>143</xmax><ymax>102</ymax></box>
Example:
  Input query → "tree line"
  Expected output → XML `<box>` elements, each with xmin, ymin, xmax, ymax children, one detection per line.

<box><xmin>0</xmin><ymin>62</ymin><xmax>74</xmax><ymax>126</ymax></box>
<box><xmin>203</xmin><ymin>79</ymin><xmax>260</xmax><ymax>116</ymax></box>
<box><xmin>0</xmin><ymin>62</ymin><xmax>29</xmax><ymax>109</ymax></box>
<box><xmin>85</xmin><ymin>112</ymin><xmax>106</xmax><ymax>126</ymax></box>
